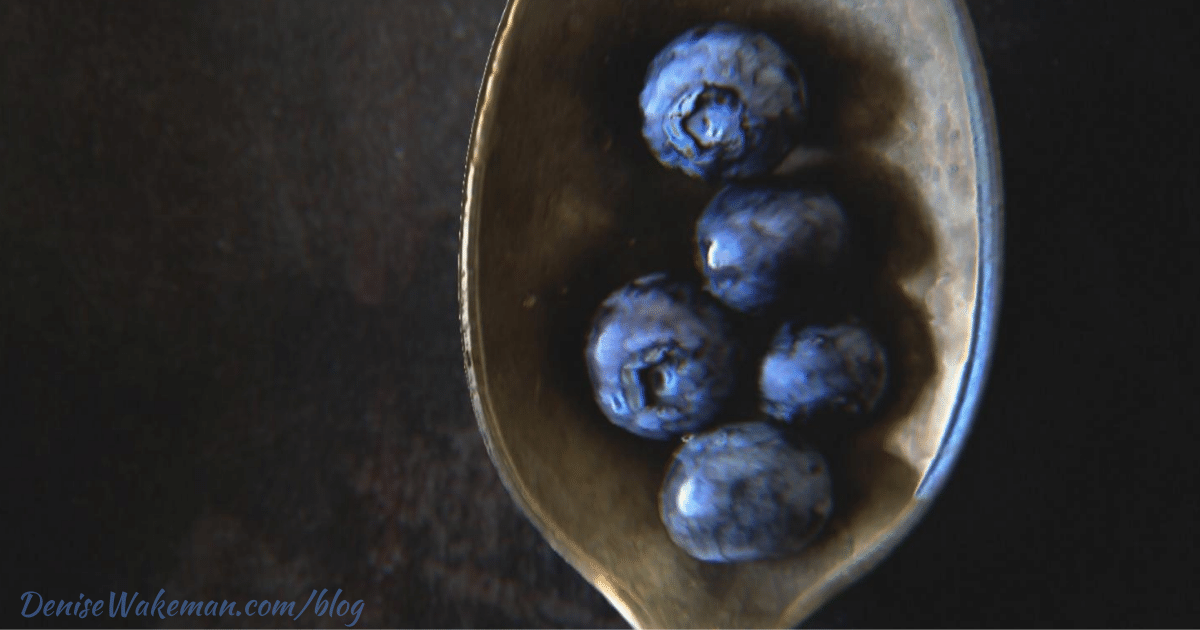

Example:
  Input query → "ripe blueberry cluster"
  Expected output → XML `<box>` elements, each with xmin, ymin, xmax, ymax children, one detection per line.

<box><xmin>584</xmin><ymin>23</ymin><xmax>889</xmax><ymax>563</ymax></box>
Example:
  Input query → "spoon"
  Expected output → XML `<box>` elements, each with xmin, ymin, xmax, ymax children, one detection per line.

<box><xmin>459</xmin><ymin>0</ymin><xmax>1002</xmax><ymax>627</ymax></box>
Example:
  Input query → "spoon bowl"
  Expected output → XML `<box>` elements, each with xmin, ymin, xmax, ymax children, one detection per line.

<box><xmin>459</xmin><ymin>0</ymin><xmax>1001</xmax><ymax>627</ymax></box>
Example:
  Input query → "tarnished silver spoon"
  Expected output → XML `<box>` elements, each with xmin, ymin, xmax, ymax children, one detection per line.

<box><xmin>459</xmin><ymin>0</ymin><xmax>1001</xmax><ymax>627</ymax></box>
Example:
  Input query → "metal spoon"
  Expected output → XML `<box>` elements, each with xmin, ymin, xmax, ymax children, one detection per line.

<box><xmin>459</xmin><ymin>0</ymin><xmax>1001</xmax><ymax>627</ymax></box>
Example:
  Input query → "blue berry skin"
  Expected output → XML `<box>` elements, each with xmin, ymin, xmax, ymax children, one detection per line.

<box><xmin>639</xmin><ymin>23</ymin><xmax>806</xmax><ymax>180</ymax></box>
<box><xmin>585</xmin><ymin>273</ymin><xmax>738</xmax><ymax>440</ymax></box>
<box><xmin>696</xmin><ymin>184</ymin><xmax>847</xmax><ymax>313</ymax></box>
<box><xmin>760</xmin><ymin>323</ymin><xmax>887</xmax><ymax>422</ymax></box>
<box><xmin>660</xmin><ymin>421</ymin><xmax>832</xmax><ymax>562</ymax></box>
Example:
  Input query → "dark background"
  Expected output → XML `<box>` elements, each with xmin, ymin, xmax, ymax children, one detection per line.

<box><xmin>2</xmin><ymin>0</ymin><xmax>1196</xmax><ymax>627</ymax></box>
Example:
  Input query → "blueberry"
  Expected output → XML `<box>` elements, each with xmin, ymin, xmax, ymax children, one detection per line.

<box><xmin>585</xmin><ymin>273</ymin><xmax>738</xmax><ymax>440</ymax></box>
<box><xmin>640</xmin><ymin>23</ymin><xmax>806</xmax><ymax>180</ymax></box>
<box><xmin>696</xmin><ymin>184</ymin><xmax>847</xmax><ymax>313</ymax></box>
<box><xmin>660</xmin><ymin>421</ymin><xmax>832</xmax><ymax>562</ymax></box>
<box><xmin>760</xmin><ymin>323</ymin><xmax>887</xmax><ymax>422</ymax></box>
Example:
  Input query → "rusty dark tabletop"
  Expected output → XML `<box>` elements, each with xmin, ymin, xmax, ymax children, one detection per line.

<box><xmin>2</xmin><ymin>1</ymin><xmax>1197</xmax><ymax>627</ymax></box>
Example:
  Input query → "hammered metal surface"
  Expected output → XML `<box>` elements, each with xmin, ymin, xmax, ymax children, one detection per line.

<box><xmin>461</xmin><ymin>0</ymin><xmax>996</xmax><ymax>626</ymax></box>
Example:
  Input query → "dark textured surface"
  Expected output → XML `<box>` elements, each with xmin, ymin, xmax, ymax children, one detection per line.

<box><xmin>2</xmin><ymin>0</ymin><xmax>1197</xmax><ymax>628</ymax></box>
<box><xmin>1</xmin><ymin>1</ymin><xmax>622</xmax><ymax>627</ymax></box>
